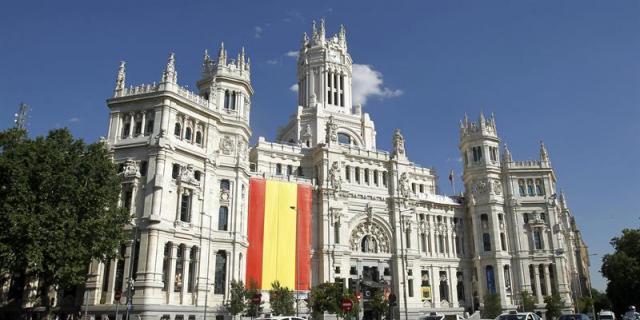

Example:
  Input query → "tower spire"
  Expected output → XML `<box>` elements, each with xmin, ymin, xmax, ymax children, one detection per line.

<box><xmin>13</xmin><ymin>102</ymin><xmax>29</xmax><ymax>130</ymax></box>
<box><xmin>319</xmin><ymin>18</ymin><xmax>326</xmax><ymax>41</ymax></box>
<box><xmin>114</xmin><ymin>61</ymin><xmax>126</xmax><ymax>93</ymax></box>
<box><xmin>161</xmin><ymin>52</ymin><xmax>177</xmax><ymax>83</ymax></box>
<box><xmin>540</xmin><ymin>140</ymin><xmax>549</xmax><ymax>162</ymax></box>
<box><xmin>202</xmin><ymin>49</ymin><xmax>211</xmax><ymax>74</ymax></box>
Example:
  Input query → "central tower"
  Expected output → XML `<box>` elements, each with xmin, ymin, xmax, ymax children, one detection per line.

<box><xmin>297</xmin><ymin>19</ymin><xmax>352</xmax><ymax>112</ymax></box>
<box><xmin>276</xmin><ymin>19</ymin><xmax>376</xmax><ymax>150</ymax></box>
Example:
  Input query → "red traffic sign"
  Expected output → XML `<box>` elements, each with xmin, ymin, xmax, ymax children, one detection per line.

<box><xmin>114</xmin><ymin>290</ymin><xmax>122</xmax><ymax>302</ymax></box>
<box><xmin>340</xmin><ymin>298</ymin><xmax>353</xmax><ymax>312</ymax></box>
<box><xmin>251</xmin><ymin>293</ymin><xmax>262</xmax><ymax>304</ymax></box>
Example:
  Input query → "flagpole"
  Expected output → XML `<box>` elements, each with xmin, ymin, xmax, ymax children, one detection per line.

<box><xmin>449</xmin><ymin>170</ymin><xmax>456</xmax><ymax>195</ymax></box>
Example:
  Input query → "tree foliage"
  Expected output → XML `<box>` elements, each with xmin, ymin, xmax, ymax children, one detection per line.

<box><xmin>519</xmin><ymin>291</ymin><xmax>536</xmax><ymax>312</ymax></box>
<box><xmin>269</xmin><ymin>280</ymin><xmax>295</xmax><ymax>316</ymax></box>
<box><xmin>308</xmin><ymin>282</ymin><xmax>343</xmax><ymax>317</ymax></box>
<box><xmin>0</xmin><ymin>128</ymin><xmax>129</xmax><ymax>316</ymax></box>
<box><xmin>245</xmin><ymin>279</ymin><xmax>263</xmax><ymax>317</ymax></box>
<box><xmin>591</xmin><ymin>288</ymin><xmax>612</xmax><ymax>314</ymax></box>
<box><xmin>544</xmin><ymin>292</ymin><xmax>565</xmax><ymax>320</ymax></box>
<box><xmin>482</xmin><ymin>292</ymin><xmax>502</xmax><ymax>319</ymax></box>
<box><xmin>601</xmin><ymin>228</ymin><xmax>640</xmax><ymax>316</ymax></box>
<box><xmin>227</xmin><ymin>280</ymin><xmax>247</xmax><ymax>317</ymax></box>
<box><xmin>369</xmin><ymin>289</ymin><xmax>389</xmax><ymax>319</ymax></box>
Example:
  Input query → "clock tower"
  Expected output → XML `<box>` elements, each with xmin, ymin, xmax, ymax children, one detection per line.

<box><xmin>276</xmin><ymin>19</ymin><xmax>376</xmax><ymax>150</ymax></box>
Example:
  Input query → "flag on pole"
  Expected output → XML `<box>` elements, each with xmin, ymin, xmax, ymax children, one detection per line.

<box><xmin>448</xmin><ymin>169</ymin><xmax>456</xmax><ymax>194</ymax></box>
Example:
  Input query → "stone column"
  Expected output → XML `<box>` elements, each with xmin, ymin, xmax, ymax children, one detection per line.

<box><xmin>150</xmin><ymin>151</ymin><xmax>166</xmax><ymax>219</ymax></box>
<box><xmin>449</xmin><ymin>266</ymin><xmax>459</xmax><ymax>308</ymax></box>
<box><xmin>167</xmin><ymin>243</ymin><xmax>178</xmax><ymax>303</ymax></box>
<box><xmin>181</xmin><ymin>246</ymin><xmax>191</xmax><ymax>303</ymax></box>
<box><xmin>431</xmin><ymin>266</ymin><xmax>440</xmax><ymax>308</ymax></box>
<box><xmin>533</xmin><ymin>265</ymin><xmax>543</xmax><ymax>304</ymax></box>
<box><xmin>121</xmin><ymin>241</ymin><xmax>133</xmax><ymax>295</ymax></box>
<box><xmin>447</xmin><ymin>224</ymin><xmax>455</xmax><ymax>258</ymax></box>
<box><xmin>144</xmin><ymin>230</ymin><xmax>159</xmax><ymax>283</ymax></box>
<box><xmin>127</xmin><ymin>113</ymin><xmax>135</xmax><ymax>138</ymax></box>
<box><xmin>140</xmin><ymin>112</ymin><xmax>146</xmax><ymax>136</ymax></box>
<box><xmin>105</xmin><ymin>258</ymin><xmax>117</xmax><ymax>304</ymax></box>
<box><xmin>543</xmin><ymin>264</ymin><xmax>552</xmax><ymax>297</ymax></box>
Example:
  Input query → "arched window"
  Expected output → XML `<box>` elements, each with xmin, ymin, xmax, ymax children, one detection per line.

<box><xmin>480</xmin><ymin>214</ymin><xmax>489</xmax><ymax>229</ymax></box>
<box><xmin>504</xmin><ymin>265</ymin><xmax>512</xmax><ymax>292</ymax></box>
<box><xmin>214</xmin><ymin>251</ymin><xmax>227</xmax><ymax>294</ymax></box>
<box><xmin>184</xmin><ymin>127</ymin><xmax>192</xmax><ymax>141</ymax></box>
<box><xmin>527</xmin><ymin>179</ymin><xmax>535</xmax><ymax>196</ymax></box>
<box><xmin>218</xmin><ymin>206</ymin><xmax>229</xmax><ymax>231</ymax></box>
<box><xmin>485</xmin><ymin>265</ymin><xmax>496</xmax><ymax>294</ymax></box>
<box><xmin>195</xmin><ymin>131</ymin><xmax>202</xmax><ymax>145</ymax></box>
<box><xmin>535</xmin><ymin>179</ymin><xmax>545</xmax><ymax>195</ymax></box>
<box><xmin>174</xmin><ymin>245</ymin><xmax>184</xmax><ymax>292</ymax></box>
<box><xmin>337</xmin><ymin>132</ymin><xmax>351</xmax><ymax>145</ymax></box>
<box><xmin>483</xmin><ymin>233</ymin><xmax>491</xmax><ymax>252</ymax></box>
<box><xmin>518</xmin><ymin>179</ymin><xmax>526</xmax><ymax>196</ymax></box>
<box><xmin>188</xmin><ymin>246</ymin><xmax>198</xmax><ymax>292</ymax></box>
<box><xmin>533</xmin><ymin>229</ymin><xmax>543</xmax><ymax>250</ymax></box>
<box><xmin>162</xmin><ymin>243</ymin><xmax>172</xmax><ymax>291</ymax></box>
<box><xmin>174</xmin><ymin>122</ymin><xmax>182</xmax><ymax>137</ymax></box>
<box><xmin>179</xmin><ymin>190</ymin><xmax>192</xmax><ymax>222</ymax></box>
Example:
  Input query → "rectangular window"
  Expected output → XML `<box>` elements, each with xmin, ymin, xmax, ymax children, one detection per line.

<box><xmin>328</xmin><ymin>89</ymin><xmax>332</xmax><ymax>104</ymax></box>
<box><xmin>412</xmin><ymin>183</ymin><xmax>416</xmax><ymax>193</ymax></box>
<box><xmin>518</xmin><ymin>179</ymin><xmax>526</xmax><ymax>196</ymax></box>
<box><xmin>287</xmin><ymin>165</ymin><xmax>293</xmax><ymax>176</ymax></box>
<box><xmin>483</xmin><ymin>233</ymin><xmax>491</xmax><ymax>252</ymax></box>
<box><xmin>345</xmin><ymin>166</ymin><xmax>351</xmax><ymax>182</ymax></box>
<box><xmin>373</xmin><ymin>170</ymin><xmax>379</xmax><ymax>185</ymax></box>
<box><xmin>535</xmin><ymin>179</ymin><xmax>545</xmax><ymax>195</ymax></box>
<box><xmin>180</xmin><ymin>192</ymin><xmax>191</xmax><ymax>222</ymax></box>
<box><xmin>276</xmin><ymin>163</ymin><xmax>282</xmax><ymax>175</ymax></box>
<box><xmin>408</xmin><ymin>279</ymin><xmax>414</xmax><ymax>297</ymax></box>
<box><xmin>439</xmin><ymin>235</ymin><xmax>445</xmax><ymax>253</ymax></box>
<box><xmin>121</xmin><ymin>123</ymin><xmax>130</xmax><ymax>139</ymax></box>
<box><xmin>355</xmin><ymin>167</ymin><xmax>360</xmax><ymax>183</ymax></box>
<box><xmin>534</xmin><ymin>229</ymin><xmax>543</xmax><ymax>250</ymax></box>
<box><xmin>214</xmin><ymin>252</ymin><xmax>227</xmax><ymax>294</ymax></box>
<box><xmin>174</xmin><ymin>246</ymin><xmax>184</xmax><ymax>292</ymax></box>
<box><xmin>139</xmin><ymin>161</ymin><xmax>148</xmax><ymax>176</ymax></box>
<box><xmin>340</xmin><ymin>93</ymin><xmax>344</xmax><ymax>107</ymax></box>
<box><xmin>145</xmin><ymin>120</ymin><xmax>154</xmax><ymax>135</ymax></box>
<box><xmin>419</xmin><ymin>184</ymin><xmax>424</xmax><ymax>193</ymax></box>
<box><xmin>218</xmin><ymin>206</ymin><xmax>229</xmax><ymax>231</ymax></box>
<box><xmin>172</xmin><ymin>164</ymin><xmax>180</xmax><ymax>179</ymax></box>
<box><xmin>134</xmin><ymin>121</ymin><xmax>142</xmax><ymax>136</ymax></box>
<box><xmin>123</xmin><ymin>189</ymin><xmax>133</xmax><ymax>211</ymax></box>
<box><xmin>382</xmin><ymin>172</ymin><xmax>387</xmax><ymax>186</ymax></box>
<box><xmin>421</xmin><ymin>233</ymin><xmax>427</xmax><ymax>253</ymax></box>
<box><xmin>334</xmin><ymin>223</ymin><xmax>340</xmax><ymax>243</ymax></box>
<box><xmin>527</xmin><ymin>179</ymin><xmax>535</xmax><ymax>196</ymax></box>
<box><xmin>490</xmin><ymin>146</ymin><xmax>498</xmax><ymax>161</ymax></box>
<box><xmin>406</xmin><ymin>231</ymin><xmax>411</xmax><ymax>249</ymax></box>
<box><xmin>500</xmin><ymin>233</ymin><xmax>507</xmax><ymax>251</ymax></box>
<box><xmin>364</xmin><ymin>169</ymin><xmax>369</xmax><ymax>184</ymax></box>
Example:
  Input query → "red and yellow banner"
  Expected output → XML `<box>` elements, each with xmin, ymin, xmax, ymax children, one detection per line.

<box><xmin>246</xmin><ymin>178</ymin><xmax>312</xmax><ymax>290</ymax></box>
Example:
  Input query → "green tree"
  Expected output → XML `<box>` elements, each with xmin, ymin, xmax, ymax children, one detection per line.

<box><xmin>368</xmin><ymin>289</ymin><xmax>389</xmax><ymax>320</ymax></box>
<box><xmin>591</xmin><ymin>288</ymin><xmax>612</xmax><ymax>313</ymax></box>
<box><xmin>519</xmin><ymin>291</ymin><xmax>536</xmax><ymax>312</ymax></box>
<box><xmin>544</xmin><ymin>292</ymin><xmax>565</xmax><ymax>320</ymax></box>
<box><xmin>269</xmin><ymin>280</ymin><xmax>295</xmax><ymax>316</ymax></box>
<box><xmin>228</xmin><ymin>280</ymin><xmax>247</xmax><ymax>318</ymax></box>
<box><xmin>482</xmin><ymin>292</ymin><xmax>502</xmax><ymax>319</ymax></box>
<box><xmin>308</xmin><ymin>282</ymin><xmax>343</xmax><ymax>317</ymax></box>
<box><xmin>601</xmin><ymin>228</ymin><xmax>640</xmax><ymax>316</ymax></box>
<box><xmin>245</xmin><ymin>279</ymin><xmax>263</xmax><ymax>317</ymax></box>
<box><xmin>0</xmin><ymin>128</ymin><xmax>129</xmax><ymax>318</ymax></box>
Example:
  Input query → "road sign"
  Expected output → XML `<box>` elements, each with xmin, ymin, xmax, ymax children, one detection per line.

<box><xmin>340</xmin><ymin>298</ymin><xmax>353</xmax><ymax>312</ymax></box>
<box><xmin>114</xmin><ymin>290</ymin><xmax>122</xmax><ymax>302</ymax></box>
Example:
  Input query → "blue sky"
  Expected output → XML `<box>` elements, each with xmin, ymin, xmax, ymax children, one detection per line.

<box><xmin>1</xmin><ymin>0</ymin><xmax>638</xmax><ymax>290</ymax></box>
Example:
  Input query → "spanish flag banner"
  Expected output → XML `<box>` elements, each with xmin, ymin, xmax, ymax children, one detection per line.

<box><xmin>246</xmin><ymin>178</ymin><xmax>312</xmax><ymax>290</ymax></box>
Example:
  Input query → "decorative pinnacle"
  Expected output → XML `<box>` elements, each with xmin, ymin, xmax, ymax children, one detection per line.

<box><xmin>218</xmin><ymin>42</ymin><xmax>227</xmax><ymax>65</ymax></box>
<box><xmin>115</xmin><ymin>61</ymin><xmax>126</xmax><ymax>92</ymax></box>
<box><xmin>319</xmin><ymin>18</ymin><xmax>326</xmax><ymax>40</ymax></box>
<box><xmin>161</xmin><ymin>52</ymin><xmax>177</xmax><ymax>83</ymax></box>
<box><xmin>539</xmin><ymin>140</ymin><xmax>549</xmax><ymax>162</ymax></box>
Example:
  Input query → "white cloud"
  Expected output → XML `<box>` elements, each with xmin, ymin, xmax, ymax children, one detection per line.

<box><xmin>289</xmin><ymin>84</ymin><xmax>299</xmax><ymax>92</ymax></box>
<box><xmin>351</xmin><ymin>64</ymin><xmax>403</xmax><ymax>106</ymax></box>
<box><xmin>285</xmin><ymin>50</ymin><xmax>298</xmax><ymax>58</ymax></box>
<box><xmin>254</xmin><ymin>26</ymin><xmax>263</xmax><ymax>38</ymax></box>
<box><xmin>68</xmin><ymin>117</ymin><xmax>80</xmax><ymax>123</ymax></box>
<box><xmin>266</xmin><ymin>59</ymin><xmax>278</xmax><ymax>65</ymax></box>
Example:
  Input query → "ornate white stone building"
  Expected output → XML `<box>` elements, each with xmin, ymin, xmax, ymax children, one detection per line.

<box><xmin>81</xmin><ymin>20</ymin><xmax>589</xmax><ymax>320</ymax></box>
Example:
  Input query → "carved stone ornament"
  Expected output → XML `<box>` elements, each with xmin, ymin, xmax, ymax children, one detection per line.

<box><xmin>325</xmin><ymin>116</ymin><xmax>338</xmax><ymax>144</ymax></box>
<box><xmin>399</xmin><ymin>172</ymin><xmax>411</xmax><ymax>197</ymax></box>
<box><xmin>122</xmin><ymin>158</ymin><xmax>140</xmax><ymax>179</ymax></box>
<box><xmin>178</xmin><ymin>164</ymin><xmax>199</xmax><ymax>186</ymax></box>
<box><xmin>328</xmin><ymin>161</ymin><xmax>342</xmax><ymax>190</ymax></box>
<box><xmin>350</xmin><ymin>221</ymin><xmax>391</xmax><ymax>254</ymax></box>
<box><xmin>493</xmin><ymin>180</ymin><xmax>502</xmax><ymax>195</ymax></box>
<box><xmin>473</xmin><ymin>179</ymin><xmax>488</xmax><ymax>194</ymax></box>
<box><xmin>392</xmin><ymin>129</ymin><xmax>405</xmax><ymax>157</ymax></box>
<box><xmin>237</xmin><ymin>140</ymin><xmax>248</xmax><ymax>160</ymax></box>
<box><xmin>219</xmin><ymin>135</ymin><xmax>235</xmax><ymax>155</ymax></box>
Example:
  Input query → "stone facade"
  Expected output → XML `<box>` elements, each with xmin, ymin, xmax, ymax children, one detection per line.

<box><xmin>79</xmin><ymin>20</ymin><xmax>588</xmax><ymax>320</ymax></box>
